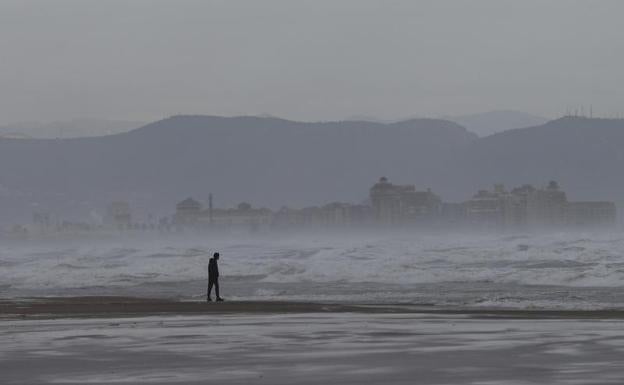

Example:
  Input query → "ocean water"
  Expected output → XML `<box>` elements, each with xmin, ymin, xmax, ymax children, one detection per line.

<box><xmin>2</xmin><ymin>231</ymin><xmax>624</xmax><ymax>309</ymax></box>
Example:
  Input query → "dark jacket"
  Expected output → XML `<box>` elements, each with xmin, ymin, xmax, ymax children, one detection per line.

<box><xmin>208</xmin><ymin>258</ymin><xmax>219</xmax><ymax>280</ymax></box>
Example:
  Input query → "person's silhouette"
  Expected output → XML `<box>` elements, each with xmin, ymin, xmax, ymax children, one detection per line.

<box><xmin>207</xmin><ymin>252</ymin><xmax>224</xmax><ymax>302</ymax></box>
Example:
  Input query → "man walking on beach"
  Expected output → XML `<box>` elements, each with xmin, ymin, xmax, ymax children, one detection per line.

<box><xmin>207</xmin><ymin>252</ymin><xmax>224</xmax><ymax>302</ymax></box>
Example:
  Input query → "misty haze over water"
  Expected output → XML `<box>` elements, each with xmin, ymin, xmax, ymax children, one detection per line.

<box><xmin>1</xmin><ymin>0</ymin><xmax>624</xmax><ymax>308</ymax></box>
<box><xmin>4</xmin><ymin>231</ymin><xmax>624</xmax><ymax>311</ymax></box>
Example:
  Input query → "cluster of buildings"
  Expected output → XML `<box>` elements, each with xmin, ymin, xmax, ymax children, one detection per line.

<box><xmin>15</xmin><ymin>177</ymin><xmax>614</xmax><ymax>237</ymax></box>
<box><xmin>23</xmin><ymin>201</ymin><xmax>171</xmax><ymax>237</ymax></box>
<box><xmin>462</xmin><ymin>181</ymin><xmax>615</xmax><ymax>228</ymax></box>
<box><xmin>174</xmin><ymin>195</ymin><xmax>272</xmax><ymax>231</ymax></box>
<box><xmin>172</xmin><ymin>177</ymin><xmax>616</xmax><ymax>232</ymax></box>
<box><xmin>16</xmin><ymin>177</ymin><xmax>615</xmax><ymax>238</ymax></box>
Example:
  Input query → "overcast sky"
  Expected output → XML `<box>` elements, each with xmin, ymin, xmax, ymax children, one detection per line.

<box><xmin>1</xmin><ymin>0</ymin><xmax>623</xmax><ymax>125</ymax></box>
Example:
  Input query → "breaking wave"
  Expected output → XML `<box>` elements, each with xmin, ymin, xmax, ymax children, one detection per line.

<box><xmin>2</xmin><ymin>231</ymin><xmax>624</xmax><ymax>309</ymax></box>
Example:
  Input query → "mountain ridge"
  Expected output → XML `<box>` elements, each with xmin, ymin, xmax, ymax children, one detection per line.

<box><xmin>0</xmin><ymin>115</ymin><xmax>622</xmax><ymax>223</ymax></box>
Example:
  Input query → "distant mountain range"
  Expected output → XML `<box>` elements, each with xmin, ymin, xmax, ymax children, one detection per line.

<box><xmin>0</xmin><ymin>111</ymin><xmax>546</xmax><ymax>139</ymax></box>
<box><xmin>346</xmin><ymin>110</ymin><xmax>550</xmax><ymax>137</ymax></box>
<box><xmin>0</xmin><ymin>119</ymin><xmax>145</xmax><ymax>139</ymax></box>
<box><xmin>454</xmin><ymin>116</ymin><xmax>624</xmax><ymax>202</ymax></box>
<box><xmin>0</xmin><ymin>115</ymin><xmax>622</xmax><ymax>223</ymax></box>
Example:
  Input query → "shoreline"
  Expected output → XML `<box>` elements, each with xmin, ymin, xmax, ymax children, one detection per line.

<box><xmin>4</xmin><ymin>296</ymin><xmax>624</xmax><ymax>320</ymax></box>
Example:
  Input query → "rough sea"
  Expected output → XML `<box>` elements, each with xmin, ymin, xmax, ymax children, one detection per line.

<box><xmin>3</xmin><ymin>231</ymin><xmax>624</xmax><ymax>310</ymax></box>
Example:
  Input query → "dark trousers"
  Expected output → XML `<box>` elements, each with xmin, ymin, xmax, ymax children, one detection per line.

<box><xmin>207</xmin><ymin>278</ymin><xmax>219</xmax><ymax>299</ymax></box>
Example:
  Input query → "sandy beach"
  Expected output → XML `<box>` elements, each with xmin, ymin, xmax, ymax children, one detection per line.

<box><xmin>5</xmin><ymin>296</ymin><xmax>624</xmax><ymax>320</ymax></box>
<box><xmin>3</xmin><ymin>297</ymin><xmax>624</xmax><ymax>384</ymax></box>
<box><xmin>0</xmin><ymin>297</ymin><xmax>368</xmax><ymax>320</ymax></box>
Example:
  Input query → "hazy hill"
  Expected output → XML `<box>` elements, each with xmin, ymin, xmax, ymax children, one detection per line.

<box><xmin>0</xmin><ymin>119</ymin><xmax>144</xmax><ymax>139</ymax></box>
<box><xmin>0</xmin><ymin>116</ymin><xmax>475</xmax><ymax>221</ymax></box>
<box><xmin>345</xmin><ymin>110</ymin><xmax>549</xmax><ymax>137</ymax></box>
<box><xmin>453</xmin><ymin>116</ymin><xmax>624</xmax><ymax>202</ymax></box>
<box><xmin>447</xmin><ymin>110</ymin><xmax>548</xmax><ymax>137</ymax></box>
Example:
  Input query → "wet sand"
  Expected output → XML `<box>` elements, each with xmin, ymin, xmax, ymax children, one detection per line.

<box><xmin>0</xmin><ymin>297</ymin><xmax>366</xmax><ymax>319</ymax></box>
<box><xmin>5</xmin><ymin>297</ymin><xmax>624</xmax><ymax>384</ymax></box>
<box><xmin>3</xmin><ymin>308</ymin><xmax>624</xmax><ymax>384</ymax></box>
<box><xmin>5</xmin><ymin>296</ymin><xmax>624</xmax><ymax>320</ymax></box>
